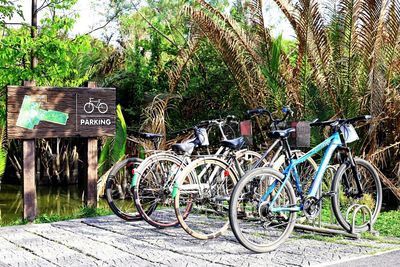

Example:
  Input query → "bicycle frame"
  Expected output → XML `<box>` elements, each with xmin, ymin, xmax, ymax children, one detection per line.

<box><xmin>178</xmin><ymin>139</ymin><xmax>284</xmax><ymax>199</ymax></box>
<box><xmin>264</xmin><ymin>132</ymin><xmax>342</xmax><ymax>212</ymax></box>
<box><xmin>170</xmin><ymin>146</ymin><xmax>235</xmax><ymax>198</ymax></box>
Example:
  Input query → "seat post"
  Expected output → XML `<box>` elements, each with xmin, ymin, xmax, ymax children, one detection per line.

<box><xmin>283</xmin><ymin>137</ymin><xmax>293</xmax><ymax>158</ymax></box>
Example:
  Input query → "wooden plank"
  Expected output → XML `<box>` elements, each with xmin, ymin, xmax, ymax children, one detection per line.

<box><xmin>86</xmin><ymin>81</ymin><xmax>98</xmax><ymax>208</ymax></box>
<box><xmin>7</xmin><ymin>86</ymin><xmax>116</xmax><ymax>139</ymax></box>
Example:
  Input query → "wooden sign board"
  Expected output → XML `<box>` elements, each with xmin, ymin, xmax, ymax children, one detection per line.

<box><xmin>7</xmin><ymin>86</ymin><xmax>116</xmax><ymax>139</ymax></box>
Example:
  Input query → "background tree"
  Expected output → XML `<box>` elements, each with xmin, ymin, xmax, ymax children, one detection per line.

<box><xmin>0</xmin><ymin>0</ymin><xmax>111</xmax><ymax>184</ymax></box>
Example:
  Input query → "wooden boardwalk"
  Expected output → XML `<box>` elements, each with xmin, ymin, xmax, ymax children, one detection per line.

<box><xmin>0</xmin><ymin>216</ymin><xmax>399</xmax><ymax>266</ymax></box>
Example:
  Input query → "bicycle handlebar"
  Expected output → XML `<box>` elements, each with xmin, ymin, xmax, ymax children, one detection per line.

<box><xmin>198</xmin><ymin>115</ymin><xmax>238</xmax><ymax>127</ymax></box>
<box><xmin>246</xmin><ymin>106</ymin><xmax>293</xmax><ymax>129</ymax></box>
<box><xmin>127</xmin><ymin>129</ymin><xmax>163</xmax><ymax>140</ymax></box>
<box><xmin>171</xmin><ymin>115</ymin><xmax>237</xmax><ymax>137</ymax></box>
<box><xmin>310</xmin><ymin>115</ymin><xmax>372</xmax><ymax>128</ymax></box>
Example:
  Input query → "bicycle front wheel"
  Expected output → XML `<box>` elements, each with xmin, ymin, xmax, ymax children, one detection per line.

<box><xmin>106</xmin><ymin>158</ymin><xmax>143</xmax><ymax>221</ymax></box>
<box><xmin>133</xmin><ymin>153</ymin><xmax>191</xmax><ymax>228</ymax></box>
<box><xmin>331</xmin><ymin>158</ymin><xmax>382</xmax><ymax>232</ymax></box>
<box><xmin>174</xmin><ymin>157</ymin><xmax>238</xmax><ymax>240</ymax></box>
<box><xmin>229</xmin><ymin>167</ymin><xmax>296</xmax><ymax>253</ymax></box>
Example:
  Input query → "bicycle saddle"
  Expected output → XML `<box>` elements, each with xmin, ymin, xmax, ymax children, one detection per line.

<box><xmin>220</xmin><ymin>137</ymin><xmax>246</xmax><ymax>150</ymax></box>
<box><xmin>268</xmin><ymin>128</ymin><xmax>295</xmax><ymax>139</ymax></box>
<box><xmin>139</xmin><ymin>133</ymin><xmax>163</xmax><ymax>140</ymax></box>
<box><xmin>171</xmin><ymin>142</ymin><xmax>196</xmax><ymax>154</ymax></box>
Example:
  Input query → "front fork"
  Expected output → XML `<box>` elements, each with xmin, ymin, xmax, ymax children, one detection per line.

<box><xmin>340</xmin><ymin>149</ymin><xmax>364</xmax><ymax>198</ymax></box>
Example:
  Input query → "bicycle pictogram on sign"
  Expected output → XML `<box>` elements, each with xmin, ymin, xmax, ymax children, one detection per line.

<box><xmin>84</xmin><ymin>98</ymin><xmax>108</xmax><ymax>114</ymax></box>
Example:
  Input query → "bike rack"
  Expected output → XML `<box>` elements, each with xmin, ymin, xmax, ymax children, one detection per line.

<box><xmin>345</xmin><ymin>204</ymin><xmax>375</xmax><ymax>234</ymax></box>
<box><xmin>294</xmin><ymin>165</ymin><xmax>378</xmax><ymax>238</ymax></box>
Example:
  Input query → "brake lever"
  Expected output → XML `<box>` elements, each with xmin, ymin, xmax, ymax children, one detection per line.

<box><xmin>330</xmin><ymin>121</ymin><xmax>340</xmax><ymax>127</ymax></box>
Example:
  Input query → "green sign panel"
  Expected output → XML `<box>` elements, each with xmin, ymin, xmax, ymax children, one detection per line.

<box><xmin>16</xmin><ymin>95</ymin><xmax>69</xmax><ymax>130</ymax></box>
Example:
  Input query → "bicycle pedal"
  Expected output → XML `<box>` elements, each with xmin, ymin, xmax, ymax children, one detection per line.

<box><xmin>214</xmin><ymin>196</ymin><xmax>230</xmax><ymax>202</ymax></box>
<box><xmin>322</xmin><ymin>191</ymin><xmax>336</xmax><ymax>197</ymax></box>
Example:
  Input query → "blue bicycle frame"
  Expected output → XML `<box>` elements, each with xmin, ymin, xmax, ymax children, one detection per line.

<box><xmin>261</xmin><ymin>132</ymin><xmax>343</xmax><ymax>212</ymax></box>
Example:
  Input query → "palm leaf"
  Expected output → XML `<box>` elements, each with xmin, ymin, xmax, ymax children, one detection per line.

<box><xmin>98</xmin><ymin>104</ymin><xmax>127</xmax><ymax>176</ymax></box>
<box><xmin>183</xmin><ymin>4</ymin><xmax>268</xmax><ymax>108</ymax></box>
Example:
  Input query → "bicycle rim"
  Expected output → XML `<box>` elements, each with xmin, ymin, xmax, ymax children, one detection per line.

<box><xmin>175</xmin><ymin>157</ymin><xmax>237</xmax><ymax>239</ymax></box>
<box><xmin>134</xmin><ymin>154</ymin><xmax>190</xmax><ymax>228</ymax></box>
<box><xmin>229</xmin><ymin>168</ymin><xmax>296</xmax><ymax>253</ymax></box>
<box><xmin>105</xmin><ymin>158</ymin><xmax>142</xmax><ymax>221</ymax></box>
<box><xmin>331</xmin><ymin>158</ymin><xmax>382</xmax><ymax>232</ymax></box>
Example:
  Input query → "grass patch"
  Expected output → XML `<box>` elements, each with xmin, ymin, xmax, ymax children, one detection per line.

<box><xmin>0</xmin><ymin>207</ymin><xmax>113</xmax><ymax>227</ymax></box>
<box><xmin>373</xmin><ymin>210</ymin><xmax>400</xmax><ymax>238</ymax></box>
<box><xmin>0</xmin><ymin>218</ymin><xmax>29</xmax><ymax>227</ymax></box>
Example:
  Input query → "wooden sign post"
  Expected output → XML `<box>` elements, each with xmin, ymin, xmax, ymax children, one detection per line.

<box><xmin>7</xmin><ymin>84</ymin><xmax>116</xmax><ymax>220</ymax></box>
<box><xmin>22</xmin><ymin>80</ymin><xmax>37</xmax><ymax>221</ymax></box>
<box><xmin>86</xmin><ymin>81</ymin><xmax>98</xmax><ymax>208</ymax></box>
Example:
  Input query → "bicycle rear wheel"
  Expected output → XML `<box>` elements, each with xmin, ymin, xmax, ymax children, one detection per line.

<box><xmin>106</xmin><ymin>158</ymin><xmax>142</xmax><ymax>221</ymax></box>
<box><xmin>331</xmin><ymin>158</ymin><xmax>382</xmax><ymax>232</ymax></box>
<box><xmin>174</xmin><ymin>157</ymin><xmax>238</xmax><ymax>239</ymax></box>
<box><xmin>235</xmin><ymin>150</ymin><xmax>266</xmax><ymax>174</ymax></box>
<box><xmin>229</xmin><ymin>167</ymin><xmax>296</xmax><ymax>253</ymax></box>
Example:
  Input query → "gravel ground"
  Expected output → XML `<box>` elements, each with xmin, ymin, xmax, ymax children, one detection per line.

<box><xmin>0</xmin><ymin>215</ymin><xmax>399</xmax><ymax>267</ymax></box>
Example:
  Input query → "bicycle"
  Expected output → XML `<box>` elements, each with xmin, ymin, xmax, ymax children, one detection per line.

<box><xmin>132</xmin><ymin>117</ymin><xmax>263</xmax><ymax>228</ymax></box>
<box><xmin>84</xmin><ymin>98</ymin><xmax>108</xmax><ymax>114</ymax></box>
<box><xmin>172</xmin><ymin>107</ymin><xmax>316</xmax><ymax>240</ymax></box>
<box><xmin>229</xmin><ymin>115</ymin><xmax>382</xmax><ymax>253</ymax></box>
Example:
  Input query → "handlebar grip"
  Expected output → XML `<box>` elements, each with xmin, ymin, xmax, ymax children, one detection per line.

<box><xmin>345</xmin><ymin>115</ymin><xmax>372</xmax><ymax>125</ymax></box>
<box><xmin>310</xmin><ymin>120</ymin><xmax>335</xmax><ymax>127</ymax></box>
<box><xmin>198</xmin><ymin>120</ymin><xmax>209</xmax><ymax>126</ymax></box>
<box><xmin>226</xmin><ymin>115</ymin><xmax>236</xmax><ymax>122</ymax></box>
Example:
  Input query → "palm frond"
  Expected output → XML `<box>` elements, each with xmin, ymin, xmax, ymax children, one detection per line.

<box><xmin>167</xmin><ymin>36</ymin><xmax>200</xmax><ymax>93</ymax></box>
<box><xmin>140</xmin><ymin>94</ymin><xmax>182</xmax><ymax>149</ymax></box>
<box><xmin>196</xmin><ymin>0</ymin><xmax>262</xmax><ymax>64</ymax></box>
<box><xmin>382</xmin><ymin>0</ymin><xmax>400</xmax><ymax>86</ymax></box>
<box><xmin>184</xmin><ymin>5</ymin><xmax>268</xmax><ymax>107</ymax></box>
<box><xmin>246</xmin><ymin>0</ymin><xmax>272</xmax><ymax>58</ymax></box>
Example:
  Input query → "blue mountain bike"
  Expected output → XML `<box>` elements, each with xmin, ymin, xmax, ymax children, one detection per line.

<box><xmin>229</xmin><ymin>115</ymin><xmax>382</xmax><ymax>253</ymax></box>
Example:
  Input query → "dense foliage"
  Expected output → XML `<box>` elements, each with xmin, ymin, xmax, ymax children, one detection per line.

<box><xmin>0</xmin><ymin>0</ymin><xmax>399</xmax><ymax>205</ymax></box>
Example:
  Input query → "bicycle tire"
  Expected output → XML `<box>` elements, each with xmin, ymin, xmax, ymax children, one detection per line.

<box><xmin>331</xmin><ymin>158</ymin><xmax>382</xmax><ymax>232</ymax></box>
<box><xmin>174</xmin><ymin>157</ymin><xmax>238</xmax><ymax>240</ymax></box>
<box><xmin>83</xmin><ymin>102</ymin><xmax>94</xmax><ymax>113</ymax></box>
<box><xmin>229</xmin><ymin>167</ymin><xmax>297</xmax><ymax>253</ymax></box>
<box><xmin>105</xmin><ymin>158</ymin><xmax>143</xmax><ymax>221</ymax></box>
<box><xmin>133</xmin><ymin>152</ymin><xmax>191</xmax><ymax>228</ymax></box>
<box><xmin>98</xmin><ymin>102</ymin><xmax>108</xmax><ymax>113</ymax></box>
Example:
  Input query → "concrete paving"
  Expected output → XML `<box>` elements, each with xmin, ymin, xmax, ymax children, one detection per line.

<box><xmin>0</xmin><ymin>215</ymin><xmax>399</xmax><ymax>266</ymax></box>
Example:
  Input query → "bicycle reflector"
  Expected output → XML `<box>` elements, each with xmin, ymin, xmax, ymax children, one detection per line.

<box><xmin>224</xmin><ymin>170</ymin><xmax>230</xmax><ymax>177</ymax></box>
